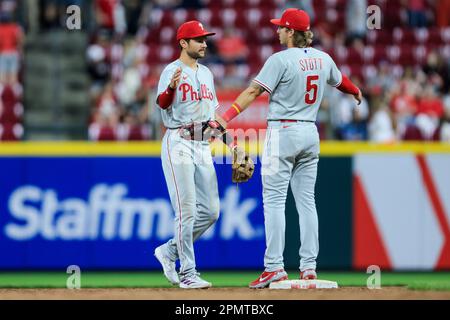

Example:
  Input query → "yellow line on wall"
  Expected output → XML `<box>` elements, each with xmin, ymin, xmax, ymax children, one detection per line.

<box><xmin>0</xmin><ymin>141</ymin><xmax>450</xmax><ymax>156</ymax></box>
<box><xmin>0</xmin><ymin>142</ymin><xmax>162</xmax><ymax>156</ymax></box>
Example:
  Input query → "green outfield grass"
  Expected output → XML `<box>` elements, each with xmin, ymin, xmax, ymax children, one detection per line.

<box><xmin>0</xmin><ymin>271</ymin><xmax>450</xmax><ymax>291</ymax></box>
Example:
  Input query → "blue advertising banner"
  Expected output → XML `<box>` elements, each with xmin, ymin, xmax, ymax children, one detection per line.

<box><xmin>0</xmin><ymin>157</ymin><xmax>265</xmax><ymax>269</ymax></box>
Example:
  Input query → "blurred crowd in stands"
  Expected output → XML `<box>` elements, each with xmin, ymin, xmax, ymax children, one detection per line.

<box><xmin>0</xmin><ymin>0</ymin><xmax>24</xmax><ymax>140</ymax></box>
<box><xmin>0</xmin><ymin>0</ymin><xmax>449</xmax><ymax>142</ymax></box>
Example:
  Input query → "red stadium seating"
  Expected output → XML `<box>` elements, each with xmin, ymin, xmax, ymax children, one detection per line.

<box><xmin>97</xmin><ymin>125</ymin><xmax>117</xmax><ymax>141</ymax></box>
<box><xmin>0</xmin><ymin>123</ymin><xmax>23</xmax><ymax>141</ymax></box>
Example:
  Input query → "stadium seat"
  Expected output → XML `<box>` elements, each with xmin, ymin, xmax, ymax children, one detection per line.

<box><xmin>367</xmin><ymin>30</ymin><xmax>394</xmax><ymax>46</ymax></box>
<box><xmin>196</xmin><ymin>9</ymin><xmax>212</xmax><ymax>26</ymax></box>
<box><xmin>386</xmin><ymin>45</ymin><xmax>401</xmax><ymax>63</ymax></box>
<box><xmin>235</xmin><ymin>9</ymin><xmax>251</xmax><ymax>29</ymax></box>
<box><xmin>258</xmin><ymin>8</ymin><xmax>276</xmax><ymax>28</ymax></box>
<box><xmin>372</xmin><ymin>46</ymin><xmax>389</xmax><ymax>64</ymax></box>
<box><xmin>158</xmin><ymin>45</ymin><xmax>177</xmax><ymax>63</ymax></box>
<box><xmin>403</xmin><ymin>125</ymin><xmax>424</xmax><ymax>141</ymax></box>
<box><xmin>393</xmin><ymin>28</ymin><xmax>419</xmax><ymax>45</ymax></box>
<box><xmin>173</xmin><ymin>9</ymin><xmax>197</xmax><ymax>27</ymax></box>
<box><xmin>222</xmin><ymin>8</ymin><xmax>237</xmax><ymax>28</ymax></box>
<box><xmin>426</xmin><ymin>28</ymin><xmax>441</xmax><ymax>45</ymax></box>
<box><xmin>0</xmin><ymin>123</ymin><xmax>23</xmax><ymax>141</ymax></box>
<box><xmin>159</xmin><ymin>26</ymin><xmax>176</xmax><ymax>44</ymax></box>
<box><xmin>0</xmin><ymin>103</ymin><xmax>23</xmax><ymax>124</ymax></box>
<box><xmin>97</xmin><ymin>125</ymin><xmax>117</xmax><ymax>141</ymax></box>
<box><xmin>347</xmin><ymin>48</ymin><xmax>364</xmax><ymax>65</ymax></box>
<box><xmin>348</xmin><ymin>64</ymin><xmax>364</xmax><ymax>81</ymax></box>
<box><xmin>160</xmin><ymin>10</ymin><xmax>175</xmax><ymax>28</ymax></box>
<box><xmin>210</xmin><ymin>8</ymin><xmax>224</xmax><ymax>28</ymax></box>
<box><xmin>118</xmin><ymin>124</ymin><xmax>149</xmax><ymax>141</ymax></box>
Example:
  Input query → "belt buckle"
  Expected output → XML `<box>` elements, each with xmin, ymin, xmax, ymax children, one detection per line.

<box><xmin>180</xmin><ymin>128</ymin><xmax>192</xmax><ymax>140</ymax></box>
<box><xmin>180</xmin><ymin>122</ymin><xmax>203</xmax><ymax>141</ymax></box>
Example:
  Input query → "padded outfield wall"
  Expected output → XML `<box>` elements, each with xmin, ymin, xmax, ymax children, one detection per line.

<box><xmin>0</xmin><ymin>142</ymin><xmax>449</xmax><ymax>271</ymax></box>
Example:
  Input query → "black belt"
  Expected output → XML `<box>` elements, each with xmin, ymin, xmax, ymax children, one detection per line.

<box><xmin>166</xmin><ymin>122</ymin><xmax>208</xmax><ymax>130</ymax></box>
<box><xmin>167</xmin><ymin>121</ymin><xmax>215</xmax><ymax>142</ymax></box>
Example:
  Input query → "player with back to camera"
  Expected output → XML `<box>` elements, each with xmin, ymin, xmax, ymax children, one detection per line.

<box><xmin>218</xmin><ymin>8</ymin><xmax>362</xmax><ymax>288</ymax></box>
<box><xmin>153</xmin><ymin>20</ymin><xmax>254</xmax><ymax>289</ymax></box>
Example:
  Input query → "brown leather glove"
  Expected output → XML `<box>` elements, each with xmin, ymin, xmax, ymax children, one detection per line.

<box><xmin>231</xmin><ymin>146</ymin><xmax>255</xmax><ymax>183</ymax></box>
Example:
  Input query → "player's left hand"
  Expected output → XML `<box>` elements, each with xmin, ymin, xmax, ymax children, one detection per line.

<box><xmin>354</xmin><ymin>89</ymin><xmax>363</xmax><ymax>105</ymax></box>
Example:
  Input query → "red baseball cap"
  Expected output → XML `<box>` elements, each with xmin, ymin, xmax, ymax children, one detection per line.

<box><xmin>270</xmin><ymin>9</ymin><xmax>311</xmax><ymax>32</ymax></box>
<box><xmin>176</xmin><ymin>20</ymin><xmax>215</xmax><ymax>41</ymax></box>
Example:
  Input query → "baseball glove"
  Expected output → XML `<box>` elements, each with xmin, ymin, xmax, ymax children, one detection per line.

<box><xmin>232</xmin><ymin>146</ymin><xmax>255</xmax><ymax>183</ymax></box>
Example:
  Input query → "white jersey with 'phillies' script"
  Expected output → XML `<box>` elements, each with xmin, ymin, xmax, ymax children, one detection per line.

<box><xmin>253</xmin><ymin>47</ymin><xmax>342</xmax><ymax>122</ymax></box>
<box><xmin>157</xmin><ymin>60</ymin><xmax>219</xmax><ymax>128</ymax></box>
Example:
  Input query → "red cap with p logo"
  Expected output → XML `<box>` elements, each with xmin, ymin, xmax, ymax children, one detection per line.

<box><xmin>270</xmin><ymin>9</ymin><xmax>311</xmax><ymax>32</ymax></box>
<box><xmin>176</xmin><ymin>20</ymin><xmax>216</xmax><ymax>41</ymax></box>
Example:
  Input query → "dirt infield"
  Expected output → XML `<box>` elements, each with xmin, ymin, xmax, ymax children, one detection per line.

<box><xmin>1</xmin><ymin>287</ymin><xmax>450</xmax><ymax>300</ymax></box>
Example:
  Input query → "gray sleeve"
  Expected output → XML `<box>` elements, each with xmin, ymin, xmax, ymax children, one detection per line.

<box><xmin>253</xmin><ymin>54</ymin><xmax>285</xmax><ymax>94</ymax></box>
<box><xmin>157</xmin><ymin>66</ymin><xmax>175</xmax><ymax>96</ymax></box>
<box><xmin>327</xmin><ymin>56</ymin><xmax>343</xmax><ymax>87</ymax></box>
<box><xmin>210</xmin><ymin>70</ymin><xmax>219</xmax><ymax>109</ymax></box>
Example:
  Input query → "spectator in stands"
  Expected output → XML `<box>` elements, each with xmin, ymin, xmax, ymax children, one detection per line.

<box><xmin>219</xmin><ymin>63</ymin><xmax>247</xmax><ymax>89</ymax></box>
<box><xmin>440</xmin><ymin>89</ymin><xmax>450</xmax><ymax>141</ymax></box>
<box><xmin>87</xmin><ymin>35</ymin><xmax>111</xmax><ymax>95</ymax></box>
<box><xmin>116</xmin><ymin>55</ymin><xmax>142</xmax><ymax>108</ymax></box>
<box><xmin>122</xmin><ymin>0</ymin><xmax>145</xmax><ymax>35</ymax></box>
<box><xmin>215</xmin><ymin>28</ymin><xmax>248</xmax><ymax>65</ymax></box>
<box><xmin>312</xmin><ymin>24</ymin><xmax>334</xmax><ymax>51</ymax></box>
<box><xmin>283</xmin><ymin>0</ymin><xmax>315</xmax><ymax>23</ymax></box>
<box><xmin>0</xmin><ymin>0</ymin><xmax>18</xmax><ymax>20</ymax></box>
<box><xmin>181</xmin><ymin>0</ymin><xmax>205</xmax><ymax>9</ymax></box>
<box><xmin>0</xmin><ymin>11</ymin><xmax>23</xmax><ymax>84</ymax></box>
<box><xmin>95</xmin><ymin>0</ymin><xmax>127</xmax><ymax>36</ymax></box>
<box><xmin>422</xmin><ymin>50</ymin><xmax>449</xmax><ymax>94</ymax></box>
<box><xmin>444</xmin><ymin>89</ymin><xmax>450</xmax><ymax>116</ymax></box>
<box><xmin>117</xmin><ymin>110</ymin><xmax>150</xmax><ymax>140</ymax></box>
<box><xmin>331</xmin><ymin>78</ymin><xmax>370</xmax><ymax>140</ymax></box>
<box><xmin>440</xmin><ymin>115</ymin><xmax>450</xmax><ymax>141</ymax></box>
<box><xmin>417</xmin><ymin>85</ymin><xmax>445</xmax><ymax>118</ymax></box>
<box><xmin>152</xmin><ymin>0</ymin><xmax>182</xmax><ymax>9</ymax></box>
<box><xmin>88</xmin><ymin>113</ymin><xmax>118</xmax><ymax>141</ymax></box>
<box><xmin>415</xmin><ymin>85</ymin><xmax>444</xmax><ymax>139</ymax></box>
<box><xmin>402</xmin><ymin>0</ymin><xmax>429</xmax><ymax>28</ymax></box>
<box><xmin>345</xmin><ymin>0</ymin><xmax>367</xmax><ymax>44</ymax></box>
<box><xmin>368</xmin><ymin>101</ymin><xmax>397</xmax><ymax>143</ymax></box>
<box><xmin>38</xmin><ymin>0</ymin><xmax>61</xmax><ymax>30</ymax></box>
<box><xmin>95</xmin><ymin>81</ymin><xmax>121</xmax><ymax>126</ymax></box>
<box><xmin>336</xmin><ymin>98</ymin><xmax>369</xmax><ymax>140</ymax></box>
<box><xmin>390</xmin><ymin>79</ymin><xmax>419</xmax><ymax>136</ymax></box>
<box><xmin>367</xmin><ymin>61</ymin><xmax>399</xmax><ymax>96</ymax></box>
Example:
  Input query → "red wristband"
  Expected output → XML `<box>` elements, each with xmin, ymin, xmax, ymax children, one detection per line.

<box><xmin>222</xmin><ymin>103</ymin><xmax>243</xmax><ymax>123</ymax></box>
<box><xmin>157</xmin><ymin>85</ymin><xmax>176</xmax><ymax>110</ymax></box>
<box><xmin>337</xmin><ymin>74</ymin><xmax>360</xmax><ymax>96</ymax></box>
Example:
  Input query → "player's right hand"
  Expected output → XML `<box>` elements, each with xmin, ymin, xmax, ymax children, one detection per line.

<box><xmin>169</xmin><ymin>67</ymin><xmax>182</xmax><ymax>89</ymax></box>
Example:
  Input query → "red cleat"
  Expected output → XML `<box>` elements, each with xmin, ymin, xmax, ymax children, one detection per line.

<box><xmin>249</xmin><ymin>269</ymin><xmax>288</xmax><ymax>289</ymax></box>
<box><xmin>300</xmin><ymin>269</ymin><xmax>317</xmax><ymax>280</ymax></box>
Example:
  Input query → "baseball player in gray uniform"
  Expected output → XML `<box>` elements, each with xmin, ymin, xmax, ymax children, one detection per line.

<box><xmin>219</xmin><ymin>9</ymin><xmax>362</xmax><ymax>288</ymax></box>
<box><xmin>153</xmin><ymin>20</ymin><xmax>220</xmax><ymax>289</ymax></box>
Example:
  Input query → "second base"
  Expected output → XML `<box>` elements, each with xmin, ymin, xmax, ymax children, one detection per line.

<box><xmin>269</xmin><ymin>279</ymin><xmax>338</xmax><ymax>290</ymax></box>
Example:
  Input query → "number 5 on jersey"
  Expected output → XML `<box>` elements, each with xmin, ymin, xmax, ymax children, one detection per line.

<box><xmin>305</xmin><ymin>75</ymin><xmax>319</xmax><ymax>105</ymax></box>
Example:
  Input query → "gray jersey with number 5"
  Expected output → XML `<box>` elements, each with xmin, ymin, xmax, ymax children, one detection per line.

<box><xmin>253</xmin><ymin>47</ymin><xmax>342</xmax><ymax>121</ymax></box>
